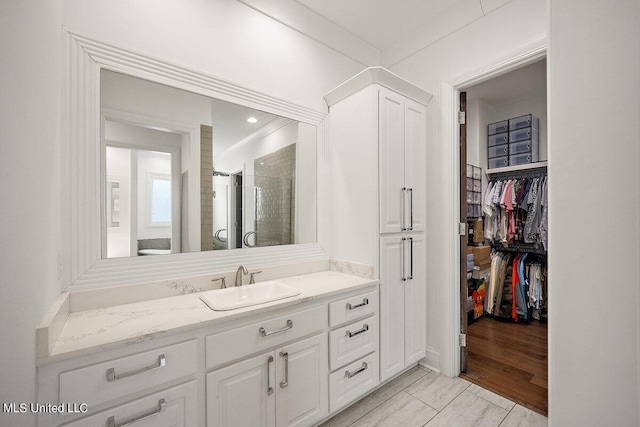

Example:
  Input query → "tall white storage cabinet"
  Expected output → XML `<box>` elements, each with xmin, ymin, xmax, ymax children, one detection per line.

<box><xmin>326</xmin><ymin>67</ymin><xmax>432</xmax><ymax>383</ymax></box>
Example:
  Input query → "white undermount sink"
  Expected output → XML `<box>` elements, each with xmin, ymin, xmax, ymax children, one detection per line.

<box><xmin>200</xmin><ymin>280</ymin><xmax>301</xmax><ymax>311</ymax></box>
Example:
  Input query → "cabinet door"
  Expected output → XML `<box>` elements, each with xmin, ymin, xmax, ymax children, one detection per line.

<box><xmin>207</xmin><ymin>353</ymin><xmax>276</xmax><ymax>427</ymax></box>
<box><xmin>379</xmin><ymin>236</ymin><xmax>406</xmax><ymax>381</ymax></box>
<box><xmin>379</xmin><ymin>88</ymin><xmax>406</xmax><ymax>234</ymax></box>
<box><xmin>404</xmin><ymin>234</ymin><xmax>427</xmax><ymax>366</ymax></box>
<box><xmin>275</xmin><ymin>333</ymin><xmax>328</xmax><ymax>427</ymax></box>
<box><xmin>404</xmin><ymin>100</ymin><xmax>427</xmax><ymax>232</ymax></box>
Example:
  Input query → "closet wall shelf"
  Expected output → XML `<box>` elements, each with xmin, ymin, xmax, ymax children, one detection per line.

<box><xmin>486</xmin><ymin>161</ymin><xmax>547</xmax><ymax>175</ymax></box>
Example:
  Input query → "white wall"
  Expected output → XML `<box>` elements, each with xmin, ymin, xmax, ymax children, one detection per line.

<box><xmin>0</xmin><ymin>1</ymin><xmax>364</xmax><ymax>426</ymax></box>
<box><xmin>388</xmin><ymin>0</ymin><xmax>547</xmax><ymax>373</ymax></box>
<box><xmin>548</xmin><ymin>0</ymin><xmax>640</xmax><ymax>425</ymax></box>
<box><xmin>0</xmin><ymin>1</ymin><xmax>63</xmax><ymax>426</ymax></box>
<box><xmin>63</xmin><ymin>0</ymin><xmax>365</xmax><ymax>113</ymax></box>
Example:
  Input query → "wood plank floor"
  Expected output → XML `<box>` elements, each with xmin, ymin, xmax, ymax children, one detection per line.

<box><xmin>460</xmin><ymin>316</ymin><xmax>548</xmax><ymax>416</ymax></box>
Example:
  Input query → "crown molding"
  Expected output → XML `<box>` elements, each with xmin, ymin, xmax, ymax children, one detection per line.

<box><xmin>324</xmin><ymin>67</ymin><xmax>433</xmax><ymax>107</ymax></box>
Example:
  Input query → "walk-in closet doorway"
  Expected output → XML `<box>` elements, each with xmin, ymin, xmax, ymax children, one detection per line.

<box><xmin>453</xmin><ymin>52</ymin><xmax>549</xmax><ymax>416</ymax></box>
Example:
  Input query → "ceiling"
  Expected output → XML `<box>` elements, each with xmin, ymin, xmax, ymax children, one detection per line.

<box><xmin>294</xmin><ymin>0</ymin><xmax>454</xmax><ymax>50</ymax></box>
<box><xmin>237</xmin><ymin>0</ymin><xmax>512</xmax><ymax>66</ymax></box>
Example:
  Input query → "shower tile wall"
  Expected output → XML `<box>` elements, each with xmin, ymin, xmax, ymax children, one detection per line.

<box><xmin>201</xmin><ymin>125</ymin><xmax>213</xmax><ymax>251</ymax></box>
<box><xmin>254</xmin><ymin>144</ymin><xmax>296</xmax><ymax>247</ymax></box>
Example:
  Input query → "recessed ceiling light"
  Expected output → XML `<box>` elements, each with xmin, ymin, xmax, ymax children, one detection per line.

<box><xmin>247</xmin><ymin>117</ymin><xmax>258</xmax><ymax>123</ymax></box>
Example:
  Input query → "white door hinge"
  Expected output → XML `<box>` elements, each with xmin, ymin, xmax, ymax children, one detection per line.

<box><xmin>459</xmin><ymin>333</ymin><xmax>467</xmax><ymax>347</ymax></box>
<box><xmin>458</xmin><ymin>111</ymin><xmax>466</xmax><ymax>125</ymax></box>
<box><xmin>458</xmin><ymin>222</ymin><xmax>467</xmax><ymax>236</ymax></box>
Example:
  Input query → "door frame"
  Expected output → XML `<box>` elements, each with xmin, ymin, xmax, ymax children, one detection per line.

<box><xmin>439</xmin><ymin>37</ymin><xmax>547</xmax><ymax>377</ymax></box>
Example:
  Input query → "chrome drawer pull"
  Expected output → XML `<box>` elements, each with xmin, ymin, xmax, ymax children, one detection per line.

<box><xmin>346</xmin><ymin>298</ymin><xmax>369</xmax><ymax>310</ymax></box>
<box><xmin>106</xmin><ymin>354</ymin><xmax>165</xmax><ymax>382</ymax></box>
<box><xmin>267</xmin><ymin>356</ymin><xmax>274</xmax><ymax>395</ymax></box>
<box><xmin>346</xmin><ymin>324</ymin><xmax>369</xmax><ymax>338</ymax></box>
<box><xmin>259</xmin><ymin>320</ymin><xmax>293</xmax><ymax>337</ymax></box>
<box><xmin>279</xmin><ymin>352</ymin><xmax>289</xmax><ymax>388</ymax></box>
<box><xmin>345</xmin><ymin>362</ymin><xmax>368</xmax><ymax>379</ymax></box>
<box><xmin>107</xmin><ymin>398</ymin><xmax>166</xmax><ymax>427</ymax></box>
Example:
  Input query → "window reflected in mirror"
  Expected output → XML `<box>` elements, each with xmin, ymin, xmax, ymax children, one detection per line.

<box><xmin>101</xmin><ymin>70</ymin><xmax>316</xmax><ymax>259</ymax></box>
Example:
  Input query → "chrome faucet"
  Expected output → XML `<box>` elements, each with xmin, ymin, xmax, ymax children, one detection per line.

<box><xmin>235</xmin><ymin>265</ymin><xmax>248</xmax><ymax>286</ymax></box>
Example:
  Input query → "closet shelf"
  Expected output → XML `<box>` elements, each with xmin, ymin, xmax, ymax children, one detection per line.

<box><xmin>486</xmin><ymin>161</ymin><xmax>547</xmax><ymax>175</ymax></box>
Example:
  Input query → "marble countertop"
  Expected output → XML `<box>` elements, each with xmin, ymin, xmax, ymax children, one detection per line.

<box><xmin>40</xmin><ymin>271</ymin><xmax>378</xmax><ymax>364</ymax></box>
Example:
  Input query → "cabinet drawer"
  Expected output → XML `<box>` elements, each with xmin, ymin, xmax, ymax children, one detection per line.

<box><xmin>329</xmin><ymin>290</ymin><xmax>378</xmax><ymax>327</ymax></box>
<box><xmin>206</xmin><ymin>305</ymin><xmax>326</xmax><ymax>369</ymax></box>
<box><xmin>329</xmin><ymin>315</ymin><xmax>378</xmax><ymax>370</ymax></box>
<box><xmin>329</xmin><ymin>353</ymin><xmax>379</xmax><ymax>413</ymax></box>
<box><xmin>487</xmin><ymin>132</ymin><xmax>508</xmax><ymax>147</ymax></box>
<box><xmin>59</xmin><ymin>340</ymin><xmax>197</xmax><ymax>409</ymax></box>
<box><xmin>488</xmin><ymin>120</ymin><xmax>509</xmax><ymax>135</ymax></box>
<box><xmin>60</xmin><ymin>380</ymin><xmax>197</xmax><ymax>427</ymax></box>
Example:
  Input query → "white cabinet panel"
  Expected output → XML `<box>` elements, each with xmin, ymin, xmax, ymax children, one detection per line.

<box><xmin>404</xmin><ymin>234</ymin><xmax>427</xmax><ymax>365</ymax></box>
<box><xmin>328</xmin><ymin>290</ymin><xmax>378</xmax><ymax>327</ymax></box>
<box><xmin>207</xmin><ymin>333</ymin><xmax>327</xmax><ymax>427</ymax></box>
<box><xmin>61</xmin><ymin>380</ymin><xmax>197</xmax><ymax>427</ymax></box>
<box><xmin>404</xmin><ymin>100</ymin><xmax>427</xmax><ymax>232</ymax></box>
<box><xmin>329</xmin><ymin>353</ymin><xmax>379</xmax><ymax>413</ymax></box>
<box><xmin>59</xmin><ymin>340</ymin><xmax>197</xmax><ymax>409</ymax></box>
<box><xmin>379</xmin><ymin>89</ymin><xmax>406</xmax><ymax>234</ymax></box>
<box><xmin>275</xmin><ymin>334</ymin><xmax>328</xmax><ymax>427</ymax></box>
<box><xmin>207</xmin><ymin>352</ymin><xmax>276</xmax><ymax>427</ymax></box>
<box><xmin>379</xmin><ymin>88</ymin><xmax>427</xmax><ymax>234</ymax></box>
<box><xmin>329</xmin><ymin>315</ymin><xmax>378</xmax><ymax>370</ymax></box>
<box><xmin>379</xmin><ymin>235</ymin><xmax>426</xmax><ymax>381</ymax></box>
<box><xmin>379</xmin><ymin>236</ymin><xmax>406</xmax><ymax>380</ymax></box>
<box><xmin>206</xmin><ymin>306</ymin><xmax>326</xmax><ymax>369</ymax></box>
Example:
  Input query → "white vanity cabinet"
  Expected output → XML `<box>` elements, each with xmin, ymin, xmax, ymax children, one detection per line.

<box><xmin>37</xmin><ymin>274</ymin><xmax>379</xmax><ymax>427</ymax></box>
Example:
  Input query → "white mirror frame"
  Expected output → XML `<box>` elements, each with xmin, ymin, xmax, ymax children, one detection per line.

<box><xmin>62</xmin><ymin>31</ymin><xmax>330</xmax><ymax>290</ymax></box>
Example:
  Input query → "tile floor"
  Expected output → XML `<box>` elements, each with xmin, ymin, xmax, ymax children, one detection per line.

<box><xmin>319</xmin><ymin>365</ymin><xmax>548</xmax><ymax>427</ymax></box>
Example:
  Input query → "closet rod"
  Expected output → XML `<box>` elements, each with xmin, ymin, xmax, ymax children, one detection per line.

<box><xmin>487</xmin><ymin>168</ymin><xmax>547</xmax><ymax>181</ymax></box>
<box><xmin>491</xmin><ymin>242</ymin><xmax>547</xmax><ymax>255</ymax></box>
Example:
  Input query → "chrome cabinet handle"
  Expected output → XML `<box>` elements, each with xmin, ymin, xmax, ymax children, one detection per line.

<box><xmin>408</xmin><ymin>188</ymin><xmax>414</xmax><ymax>230</ymax></box>
<box><xmin>279</xmin><ymin>352</ymin><xmax>289</xmax><ymax>388</ymax></box>
<box><xmin>401</xmin><ymin>188</ymin><xmax>407</xmax><ymax>231</ymax></box>
<box><xmin>346</xmin><ymin>324</ymin><xmax>369</xmax><ymax>338</ymax></box>
<box><xmin>345</xmin><ymin>362</ymin><xmax>368</xmax><ymax>379</ymax></box>
<box><xmin>401</xmin><ymin>237</ymin><xmax>407</xmax><ymax>282</ymax></box>
<box><xmin>259</xmin><ymin>320</ymin><xmax>293</xmax><ymax>337</ymax></box>
<box><xmin>346</xmin><ymin>298</ymin><xmax>369</xmax><ymax>310</ymax></box>
<box><xmin>106</xmin><ymin>354</ymin><xmax>165</xmax><ymax>382</ymax></box>
<box><xmin>267</xmin><ymin>356</ymin><xmax>274</xmax><ymax>395</ymax></box>
<box><xmin>408</xmin><ymin>237</ymin><xmax>414</xmax><ymax>280</ymax></box>
<box><xmin>107</xmin><ymin>398</ymin><xmax>166</xmax><ymax>427</ymax></box>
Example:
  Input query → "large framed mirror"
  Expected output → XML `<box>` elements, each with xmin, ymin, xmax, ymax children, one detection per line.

<box><xmin>100</xmin><ymin>70</ymin><xmax>317</xmax><ymax>258</ymax></box>
<box><xmin>63</xmin><ymin>32</ymin><xmax>328</xmax><ymax>290</ymax></box>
